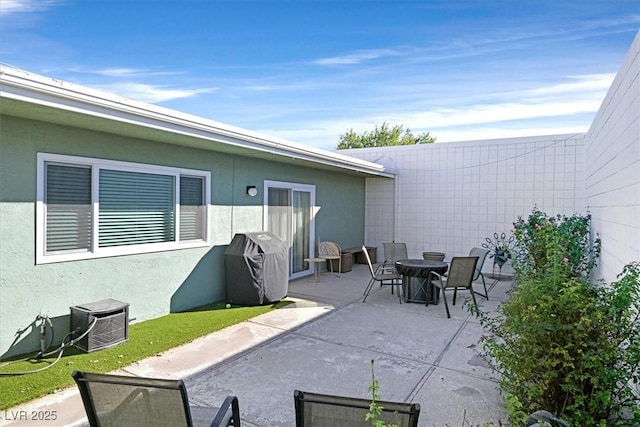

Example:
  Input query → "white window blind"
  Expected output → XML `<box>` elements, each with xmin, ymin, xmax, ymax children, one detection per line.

<box><xmin>45</xmin><ymin>163</ymin><xmax>92</xmax><ymax>253</ymax></box>
<box><xmin>99</xmin><ymin>169</ymin><xmax>176</xmax><ymax>247</ymax></box>
<box><xmin>179</xmin><ymin>176</ymin><xmax>205</xmax><ymax>241</ymax></box>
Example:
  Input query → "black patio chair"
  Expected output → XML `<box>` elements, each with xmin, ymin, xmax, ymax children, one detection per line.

<box><xmin>362</xmin><ymin>245</ymin><xmax>402</xmax><ymax>303</ymax></box>
<box><xmin>381</xmin><ymin>242</ymin><xmax>409</xmax><ymax>293</ymax></box>
<box><xmin>468</xmin><ymin>247</ymin><xmax>490</xmax><ymax>299</ymax></box>
<box><xmin>294</xmin><ymin>389</ymin><xmax>420</xmax><ymax>427</ymax></box>
<box><xmin>429</xmin><ymin>256</ymin><xmax>479</xmax><ymax>318</ymax></box>
<box><xmin>381</xmin><ymin>242</ymin><xmax>408</xmax><ymax>274</ymax></box>
<box><xmin>72</xmin><ymin>370</ymin><xmax>241</xmax><ymax>427</ymax></box>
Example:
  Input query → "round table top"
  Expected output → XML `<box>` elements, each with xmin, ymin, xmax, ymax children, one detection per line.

<box><xmin>395</xmin><ymin>259</ymin><xmax>448</xmax><ymax>277</ymax></box>
<box><xmin>395</xmin><ymin>259</ymin><xmax>447</xmax><ymax>267</ymax></box>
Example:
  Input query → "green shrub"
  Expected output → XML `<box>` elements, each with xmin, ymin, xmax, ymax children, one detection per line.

<box><xmin>512</xmin><ymin>207</ymin><xmax>601</xmax><ymax>279</ymax></box>
<box><xmin>475</xmin><ymin>209</ymin><xmax>640</xmax><ymax>426</ymax></box>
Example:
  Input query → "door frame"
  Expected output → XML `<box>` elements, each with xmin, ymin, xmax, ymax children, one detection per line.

<box><xmin>263</xmin><ymin>180</ymin><xmax>316</xmax><ymax>279</ymax></box>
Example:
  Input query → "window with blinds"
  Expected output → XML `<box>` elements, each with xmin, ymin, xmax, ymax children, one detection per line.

<box><xmin>179</xmin><ymin>176</ymin><xmax>205</xmax><ymax>242</ymax></box>
<box><xmin>37</xmin><ymin>154</ymin><xmax>210</xmax><ymax>263</ymax></box>
<box><xmin>45</xmin><ymin>163</ymin><xmax>92</xmax><ymax>253</ymax></box>
<box><xmin>99</xmin><ymin>169</ymin><xmax>176</xmax><ymax>247</ymax></box>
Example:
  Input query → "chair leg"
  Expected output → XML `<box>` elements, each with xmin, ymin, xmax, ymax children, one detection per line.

<box><xmin>363</xmin><ymin>278</ymin><xmax>372</xmax><ymax>295</ymax></box>
<box><xmin>481</xmin><ymin>273</ymin><xmax>488</xmax><ymax>299</ymax></box>
<box><xmin>333</xmin><ymin>258</ymin><xmax>341</xmax><ymax>277</ymax></box>
<box><xmin>469</xmin><ymin>286</ymin><xmax>479</xmax><ymax>311</ymax></box>
<box><xmin>439</xmin><ymin>287</ymin><xmax>451</xmax><ymax>318</ymax></box>
<box><xmin>362</xmin><ymin>279</ymin><xmax>375</xmax><ymax>302</ymax></box>
<box><xmin>395</xmin><ymin>282</ymin><xmax>402</xmax><ymax>304</ymax></box>
<box><xmin>453</xmin><ymin>288</ymin><xmax>458</xmax><ymax>305</ymax></box>
<box><xmin>473</xmin><ymin>273</ymin><xmax>489</xmax><ymax>300</ymax></box>
<box><xmin>327</xmin><ymin>259</ymin><xmax>340</xmax><ymax>277</ymax></box>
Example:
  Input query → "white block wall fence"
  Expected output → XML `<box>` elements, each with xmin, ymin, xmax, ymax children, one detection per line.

<box><xmin>585</xmin><ymin>31</ymin><xmax>640</xmax><ymax>284</ymax></box>
<box><xmin>348</xmin><ymin>134</ymin><xmax>586</xmax><ymax>278</ymax></box>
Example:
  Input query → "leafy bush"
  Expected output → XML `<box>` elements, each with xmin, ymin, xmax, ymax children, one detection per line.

<box><xmin>475</xmin><ymin>209</ymin><xmax>640</xmax><ymax>426</ymax></box>
<box><xmin>511</xmin><ymin>207</ymin><xmax>601</xmax><ymax>278</ymax></box>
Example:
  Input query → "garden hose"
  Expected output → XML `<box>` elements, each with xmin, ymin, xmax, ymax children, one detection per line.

<box><xmin>0</xmin><ymin>317</ymin><xmax>97</xmax><ymax>376</ymax></box>
<box><xmin>36</xmin><ymin>314</ymin><xmax>55</xmax><ymax>357</ymax></box>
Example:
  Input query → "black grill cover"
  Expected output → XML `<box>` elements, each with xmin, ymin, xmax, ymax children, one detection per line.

<box><xmin>224</xmin><ymin>232</ymin><xmax>289</xmax><ymax>305</ymax></box>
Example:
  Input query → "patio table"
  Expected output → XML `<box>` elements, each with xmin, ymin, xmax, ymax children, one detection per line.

<box><xmin>304</xmin><ymin>257</ymin><xmax>325</xmax><ymax>282</ymax></box>
<box><xmin>395</xmin><ymin>259</ymin><xmax>448</xmax><ymax>304</ymax></box>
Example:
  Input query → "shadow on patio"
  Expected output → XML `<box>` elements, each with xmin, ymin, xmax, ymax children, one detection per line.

<box><xmin>181</xmin><ymin>263</ymin><xmax>512</xmax><ymax>426</ymax></box>
<box><xmin>6</xmin><ymin>263</ymin><xmax>512</xmax><ymax>427</ymax></box>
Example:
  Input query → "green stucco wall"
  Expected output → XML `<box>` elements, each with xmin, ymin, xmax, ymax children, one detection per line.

<box><xmin>0</xmin><ymin>115</ymin><xmax>366</xmax><ymax>358</ymax></box>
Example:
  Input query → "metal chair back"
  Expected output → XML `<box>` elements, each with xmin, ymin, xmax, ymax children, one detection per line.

<box><xmin>72</xmin><ymin>370</ymin><xmax>241</xmax><ymax>427</ymax></box>
<box><xmin>468</xmin><ymin>247</ymin><xmax>489</xmax><ymax>281</ymax></box>
<box><xmin>361</xmin><ymin>245</ymin><xmax>402</xmax><ymax>303</ymax></box>
<box><xmin>362</xmin><ymin>244</ymin><xmax>377</xmax><ymax>277</ymax></box>
<box><xmin>468</xmin><ymin>247</ymin><xmax>490</xmax><ymax>299</ymax></box>
<box><xmin>383</xmin><ymin>242</ymin><xmax>408</xmax><ymax>263</ymax></box>
<box><xmin>445</xmin><ymin>256</ymin><xmax>479</xmax><ymax>289</ymax></box>
<box><xmin>294</xmin><ymin>389</ymin><xmax>420</xmax><ymax>427</ymax></box>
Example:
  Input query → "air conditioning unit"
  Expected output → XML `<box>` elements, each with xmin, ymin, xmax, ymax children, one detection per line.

<box><xmin>70</xmin><ymin>299</ymin><xmax>129</xmax><ymax>352</ymax></box>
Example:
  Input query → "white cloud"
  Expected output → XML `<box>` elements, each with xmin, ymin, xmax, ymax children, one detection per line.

<box><xmin>517</xmin><ymin>73</ymin><xmax>615</xmax><ymax>98</ymax></box>
<box><xmin>95</xmin><ymin>82</ymin><xmax>217</xmax><ymax>103</ymax></box>
<box><xmin>0</xmin><ymin>0</ymin><xmax>61</xmax><ymax>16</ymax></box>
<box><xmin>297</xmin><ymin>98</ymin><xmax>601</xmax><ymax>143</ymax></box>
<box><xmin>256</xmin><ymin>73</ymin><xmax>612</xmax><ymax>150</ymax></box>
<box><xmin>342</xmin><ymin>73</ymin><xmax>612</xmax><ymax>131</ymax></box>
<box><xmin>398</xmin><ymin>99</ymin><xmax>603</xmax><ymax>130</ymax></box>
<box><xmin>245</xmin><ymin>85</ymin><xmax>279</xmax><ymax>92</ymax></box>
<box><xmin>314</xmin><ymin>49</ymin><xmax>402</xmax><ymax>66</ymax></box>
<box><xmin>90</xmin><ymin>67</ymin><xmax>183</xmax><ymax>78</ymax></box>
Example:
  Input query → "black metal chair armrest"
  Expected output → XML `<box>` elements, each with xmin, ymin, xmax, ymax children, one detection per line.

<box><xmin>210</xmin><ymin>395</ymin><xmax>241</xmax><ymax>427</ymax></box>
<box><xmin>428</xmin><ymin>270</ymin><xmax>443</xmax><ymax>281</ymax></box>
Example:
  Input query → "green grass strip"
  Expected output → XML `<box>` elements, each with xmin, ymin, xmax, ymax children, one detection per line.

<box><xmin>0</xmin><ymin>301</ymin><xmax>290</xmax><ymax>410</ymax></box>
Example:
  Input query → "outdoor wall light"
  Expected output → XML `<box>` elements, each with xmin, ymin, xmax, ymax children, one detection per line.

<box><xmin>246</xmin><ymin>186</ymin><xmax>258</xmax><ymax>197</ymax></box>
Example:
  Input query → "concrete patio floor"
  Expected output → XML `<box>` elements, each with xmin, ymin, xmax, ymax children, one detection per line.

<box><xmin>4</xmin><ymin>263</ymin><xmax>512</xmax><ymax>427</ymax></box>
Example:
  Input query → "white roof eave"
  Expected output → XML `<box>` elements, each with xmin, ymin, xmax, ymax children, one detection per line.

<box><xmin>0</xmin><ymin>65</ymin><xmax>396</xmax><ymax>178</ymax></box>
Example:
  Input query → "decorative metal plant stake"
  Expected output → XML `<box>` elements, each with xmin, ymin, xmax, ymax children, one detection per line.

<box><xmin>482</xmin><ymin>232</ymin><xmax>515</xmax><ymax>279</ymax></box>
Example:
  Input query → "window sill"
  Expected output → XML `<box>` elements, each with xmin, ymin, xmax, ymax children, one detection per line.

<box><xmin>36</xmin><ymin>240</ymin><xmax>210</xmax><ymax>265</ymax></box>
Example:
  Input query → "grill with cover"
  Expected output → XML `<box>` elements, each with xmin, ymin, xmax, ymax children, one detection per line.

<box><xmin>224</xmin><ymin>232</ymin><xmax>289</xmax><ymax>305</ymax></box>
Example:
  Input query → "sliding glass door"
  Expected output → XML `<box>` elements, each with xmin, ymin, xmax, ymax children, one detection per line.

<box><xmin>264</xmin><ymin>181</ymin><xmax>315</xmax><ymax>279</ymax></box>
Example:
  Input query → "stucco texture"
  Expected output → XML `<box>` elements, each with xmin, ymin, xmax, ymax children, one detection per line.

<box><xmin>0</xmin><ymin>116</ymin><xmax>368</xmax><ymax>358</ymax></box>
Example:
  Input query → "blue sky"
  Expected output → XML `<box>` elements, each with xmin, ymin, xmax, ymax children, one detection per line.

<box><xmin>1</xmin><ymin>1</ymin><xmax>639</xmax><ymax>150</ymax></box>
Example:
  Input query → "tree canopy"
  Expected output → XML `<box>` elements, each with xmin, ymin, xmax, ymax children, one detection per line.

<box><xmin>336</xmin><ymin>123</ymin><xmax>435</xmax><ymax>149</ymax></box>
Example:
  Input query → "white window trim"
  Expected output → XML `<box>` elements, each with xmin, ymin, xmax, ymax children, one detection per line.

<box><xmin>36</xmin><ymin>153</ymin><xmax>210</xmax><ymax>264</ymax></box>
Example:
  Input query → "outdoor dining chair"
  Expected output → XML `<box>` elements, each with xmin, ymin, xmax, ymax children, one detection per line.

<box><xmin>362</xmin><ymin>245</ymin><xmax>402</xmax><ymax>303</ymax></box>
<box><xmin>380</xmin><ymin>242</ymin><xmax>408</xmax><ymax>294</ymax></box>
<box><xmin>318</xmin><ymin>241</ymin><xmax>342</xmax><ymax>276</ymax></box>
<box><xmin>72</xmin><ymin>370</ymin><xmax>241</xmax><ymax>427</ymax></box>
<box><xmin>294</xmin><ymin>389</ymin><xmax>420</xmax><ymax>427</ymax></box>
<box><xmin>381</xmin><ymin>241</ymin><xmax>408</xmax><ymax>274</ymax></box>
<box><xmin>469</xmin><ymin>247</ymin><xmax>490</xmax><ymax>299</ymax></box>
<box><xmin>429</xmin><ymin>256</ymin><xmax>479</xmax><ymax>318</ymax></box>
